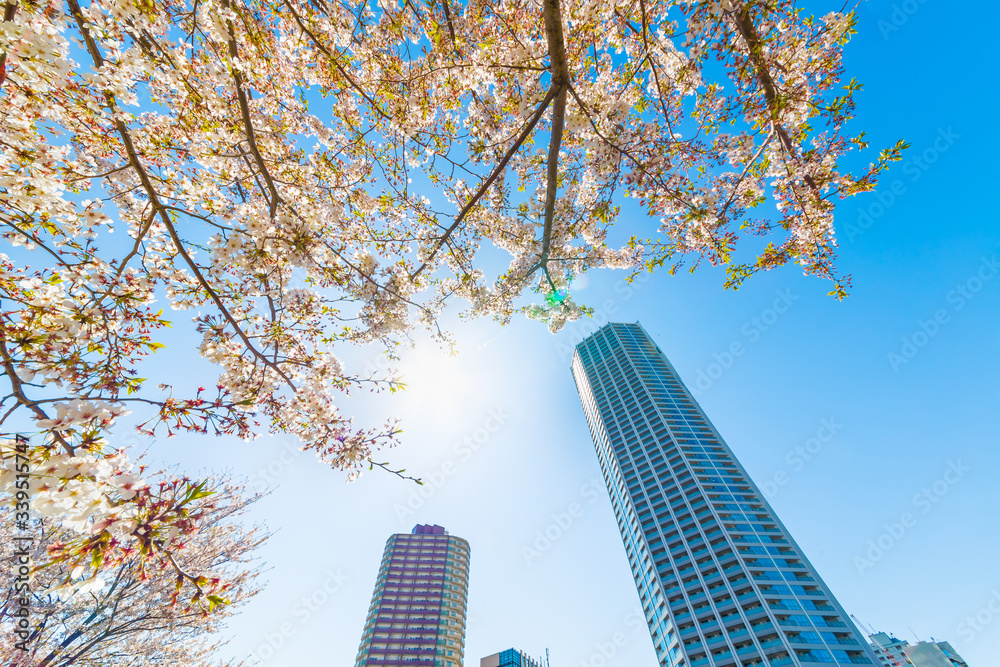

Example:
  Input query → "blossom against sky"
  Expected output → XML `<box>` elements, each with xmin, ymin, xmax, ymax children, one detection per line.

<box><xmin>4</xmin><ymin>0</ymin><xmax>996</xmax><ymax>664</ymax></box>
<box><xmin>118</xmin><ymin>1</ymin><xmax>1000</xmax><ymax>665</ymax></box>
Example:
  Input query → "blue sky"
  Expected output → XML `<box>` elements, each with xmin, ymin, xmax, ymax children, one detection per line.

<box><xmin>33</xmin><ymin>0</ymin><xmax>1000</xmax><ymax>665</ymax></box>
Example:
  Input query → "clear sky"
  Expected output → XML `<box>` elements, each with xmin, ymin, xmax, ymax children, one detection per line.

<box><xmin>96</xmin><ymin>1</ymin><xmax>1000</xmax><ymax>666</ymax></box>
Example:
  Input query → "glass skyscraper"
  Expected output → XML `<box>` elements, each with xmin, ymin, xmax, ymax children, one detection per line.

<box><xmin>355</xmin><ymin>524</ymin><xmax>470</xmax><ymax>667</ymax></box>
<box><xmin>571</xmin><ymin>322</ymin><xmax>877</xmax><ymax>667</ymax></box>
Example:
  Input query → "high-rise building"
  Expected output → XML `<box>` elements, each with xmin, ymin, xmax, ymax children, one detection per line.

<box><xmin>869</xmin><ymin>632</ymin><xmax>911</xmax><ymax>667</ymax></box>
<box><xmin>571</xmin><ymin>322</ymin><xmax>878</xmax><ymax>667</ymax></box>
<box><xmin>903</xmin><ymin>641</ymin><xmax>969</xmax><ymax>667</ymax></box>
<box><xmin>481</xmin><ymin>648</ymin><xmax>544</xmax><ymax>667</ymax></box>
<box><xmin>355</xmin><ymin>524</ymin><xmax>471</xmax><ymax>667</ymax></box>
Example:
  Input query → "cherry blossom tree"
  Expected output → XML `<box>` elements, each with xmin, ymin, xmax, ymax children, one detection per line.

<box><xmin>0</xmin><ymin>478</ymin><xmax>265</xmax><ymax>666</ymax></box>
<box><xmin>0</xmin><ymin>0</ymin><xmax>903</xmax><ymax>604</ymax></box>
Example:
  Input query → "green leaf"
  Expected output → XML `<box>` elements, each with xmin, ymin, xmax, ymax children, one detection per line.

<box><xmin>207</xmin><ymin>594</ymin><xmax>230</xmax><ymax>611</ymax></box>
<box><xmin>184</xmin><ymin>481</ymin><xmax>216</xmax><ymax>502</ymax></box>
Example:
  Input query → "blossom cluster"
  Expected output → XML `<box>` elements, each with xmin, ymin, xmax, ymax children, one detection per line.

<box><xmin>0</xmin><ymin>438</ymin><xmax>221</xmax><ymax>600</ymax></box>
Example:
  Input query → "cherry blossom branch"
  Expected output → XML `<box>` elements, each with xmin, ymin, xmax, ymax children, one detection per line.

<box><xmin>67</xmin><ymin>0</ymin><xmax>295</xmax><ymax>390</ymax></box>
<box><xmin>409</xmin><ymin>85</ymin><xmax>559</xmax><ymax>281</ymax></box>
<box><xmin>36</xmin><ymin>571</ymin><xmax>129</xmax><ymax>667</ymax></box>
<box><xmin>164</xmin><ymin>235</ymin><xmax>297</xmax><ymax>388</ymax></box>
<box><xmin>0</xmin><ymin>339</ymin><xmax>74</xmax><ymax>454</ymax></box>
<box><xmin>0</xmin><ymin>1</ymin><xmax>17</xmax><ymax>91</ymax></box>
<box><xmin>727</xmin><ymin>6</ymin><xmax>819</xmax><ymax>192</ymax></box>
<box><xmin>565</xmin><ymin>83</ymin><xmax>696</xmax><ymax>216</ymax></box>
<box><xmin>368</xmin><ymin>459</ymin><xmax>422</xmax><ymax>484</ymax></box>
<box><xmin>717</xmin><ymin>132</ymin><xmax>773</xmax><ymax>216</ymax></box>
<box><xmin>0</xmin><ymin>218</ymin><xmax>88</xmax><ymax>269</ymax></box>
<box><xmin>637</xmin><ymin>0</ymin><xmax>674</xmax><ymax>128</ymax></box>
<box><xmin>163</xmin><ymin>549</ymin><xmax>207</xmax><ymax>597</ymax></box>
<box><xmin>0</xmin><ymin>0</ymin><xmax>894</xmax><ymax>530</ymax></box>
<box><xmin>172</xmin><ymin>5</ymin><xmax>432</xmax><ymax>347</ymax></box>
<box><xmin>280</xmin><ymin>0</ymin><xmax>391</xmax><ymax>120</ymax></box>
<box><xmin>522</xmin><ymin>0</ymin><xmax>569</xmax><ymax>282</ymax></box>
<box><xmin>93</xmin><ymin>207</ymin><xmax>157</xmax><ymax>307</ymax></box>
<box><xmin>222</xmin><ymin>0</ymin><xmax>281</xmax><ymax>218</ymax></box>
<box><xmin>440</xmin><ymin>0</ymin><xmax>456</xmax><ymax>46</ymax></box>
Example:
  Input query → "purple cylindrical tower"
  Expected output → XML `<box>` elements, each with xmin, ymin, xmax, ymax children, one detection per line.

<box><xmin>355</xmin><ymin>524</ymin><xmax>470</xmax><ymax>667</ymax></box>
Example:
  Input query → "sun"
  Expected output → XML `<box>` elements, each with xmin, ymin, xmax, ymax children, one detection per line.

<box><xmin>396</xmin><ymin>344</ymin><xmax>479</xmax><ymax>420</ymax></box>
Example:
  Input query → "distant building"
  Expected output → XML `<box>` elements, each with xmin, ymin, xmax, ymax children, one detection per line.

<box><xmin>869</xmin><ymin>632</ymin><xmax>911</xmax><ymax>667</ymax></box>
<box><xmin>481</xmin><ymin>648</ymin><xmax>544</xmax><ymax>667</ymax></box>
<box><xmin>867</xmin><ymin>632</ymin><xmax>971</xmax><ymax>667</ymax></box>
<box><xmin>354</xmin><ymin>524</ymin><xmax>470</xmax><ymax>667</ymax></box>
<box><xmin>904</xmin><ymin>641</ymin><xmax>969</xmax><ymax>667</ymax></box>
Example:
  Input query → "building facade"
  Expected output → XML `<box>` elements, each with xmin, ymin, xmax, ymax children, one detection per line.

<box><xmin>355</xmin><ymin>524</ymin><xmax>470</xmax><ymax>667</ymax></box>
<box><xmin>571</xmin><ymin>322</ymin><xmax>878</xmax><ymax>667</ymax></box>
<box><xmin>904</xmin><ymin>641</ymin><xmax>969</xmax><ymax>667</ymax></box>
<box><xmin>867</xmin><ymin>631</ymin><xmax>972</xmax><ymax>667</ymax></box>
<box><xmin>481</xmin><ymin>648</ymin><xmax>544</xmax><ymax>667</ymax></box>
<box><xmin>869</xmin><ymin>632</ymin><xmax>911</xmax><ymax>667</ymax></box>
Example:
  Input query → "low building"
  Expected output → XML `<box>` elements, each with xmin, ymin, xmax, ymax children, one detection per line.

<box><xmin>869</xmin><ymin>632</ymin><xmax>911</xmax><ymax>667</ymax></box>
<box><xmin>904</xmin><ymin>641</ymin><xmax>969</xmax><ymax>667</ymax></box>
<box><xmin>481</xmin><ymin>648</ymin><xmax>544</xmax><ymax>667</ymax></box>
<box><xmin>867</xmin><ymin>631</ymin><xmax>971</xmax><ymax>667</ymax></box>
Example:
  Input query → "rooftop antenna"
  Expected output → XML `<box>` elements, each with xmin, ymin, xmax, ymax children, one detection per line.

<box><xmin>908</xmin><ymin>626</ymin><xmax>921</xmax><ymax>643</ymax></box>
<box><xmin>546</xmin><ymin>648</ymin><xmax>550</xmax><ymax>667</ymax></box>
